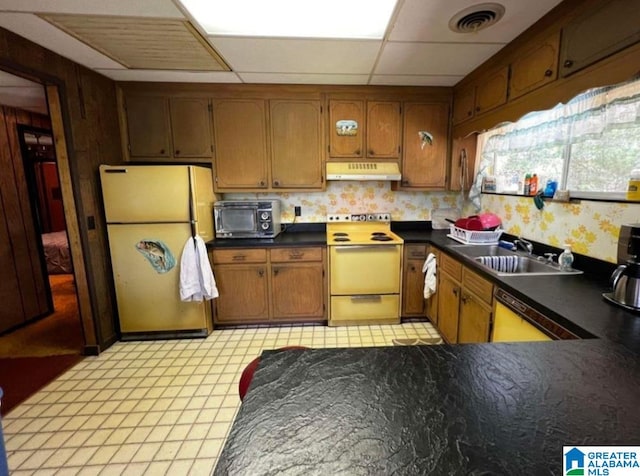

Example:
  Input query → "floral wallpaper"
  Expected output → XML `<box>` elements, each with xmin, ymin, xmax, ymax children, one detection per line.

<box><xmin>225</xmin><ymin>182</ymin><xmax>461</xmax><ymax>223</ymax></box>
<box><xmin>479</xmin><ymin>194</ymin><xmax>640</xmax><ymax>263</ymax></box>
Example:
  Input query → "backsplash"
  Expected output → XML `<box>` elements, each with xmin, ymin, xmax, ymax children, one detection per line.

<box><xmin>225</xmin><ymin>182</ymin><xmax>461</xmax><ymax>222</ymax></box>
<box><xmin>480</xmin><ymin>194</ymin><xmax>640</xmax><ymax>263</ymax></box>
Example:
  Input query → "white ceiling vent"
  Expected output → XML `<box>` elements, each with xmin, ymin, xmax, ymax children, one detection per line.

<box><xmin>449</xmin><ymin>3</ymin><xmax>506</xmax><ymax>34</ymax></box>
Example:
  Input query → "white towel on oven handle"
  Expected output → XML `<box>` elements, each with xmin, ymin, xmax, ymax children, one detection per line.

<box><xmin>422</xmin><ymin>253</ymin><xmax>437</xmax><ymax>299</ymax></box>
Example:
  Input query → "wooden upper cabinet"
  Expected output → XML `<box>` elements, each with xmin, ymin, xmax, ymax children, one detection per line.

<box><xmin>366</xmin><ymin>101</ymin><xmax>401</xmax><ymax>158</ymax></box>
<box><xmin>399</xmin><ymin>102</ymin><xmax>449</xmax><ymax>190</ymax></box>
<box><xmin>560</xmin><ymin>0</ymin><xmax>640</xmax><ymax>78</ymax></box>
<box><xmin>212</xmin><ymin>98</ymin><xmax>269</xmax><ymax>190</ymax></box>
<box><xmin>328</xmin><ymin>99</ymin><xmax>364</xmax><ymax>157</ymax></box>
<box><xmin>169</xmin><ymin>98</ymin><xmax>213</xmax><ymax>158</ymax></box>
<box><xmin>125</xmin><ymin>96</ymin><xmax>172</xmax><ymax>158</ymax></box>
<box><xmin>270</xmin><ymin>100</ymin><xmax>324</xmax><ymax>189</ymax></box>
<box><xmin>475</xmin><ymin>66</ymin><xmax>509</xmax><ymax>115</ymax></box>
<box><xmin>449</xmin><ymin>133</ymin><xmax>478</xmax><ymax>192</ymax></box>
<box><xmin>452</xmin><ymin>86</ymin><xmax>476</xmax><ymax>125</ymax></box>
<box><xmin>510</xmin><ymin>32</ymin><xmax>560</xmax><ymax>100</ymax></box>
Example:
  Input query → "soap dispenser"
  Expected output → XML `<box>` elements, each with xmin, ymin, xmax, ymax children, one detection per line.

<box><xmin>559</xmin><ymin>244</ymin><xmax>574</xmax><ymax>271</ymax></box>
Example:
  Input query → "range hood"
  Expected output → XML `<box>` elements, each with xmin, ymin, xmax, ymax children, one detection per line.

<box><xmin>326</xmin><ymin>162</ymin><xmax>401</xmax><ymax>181</ymax></box>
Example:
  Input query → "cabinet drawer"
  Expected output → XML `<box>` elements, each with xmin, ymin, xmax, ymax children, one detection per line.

<box><xmin>331</xmin><ymin>295</ymin><xmax>399</xmax><ymax>322</ymax></box>
<box><xmin>405</xmin><ymin>244</ymin><xmax>427</xmax><ymax>261</ymax></box>
<box><xmin>212</xmin><ymin>248</ymin><xmax>267</xmax><ymax>264</ymax></box>
<box><xmin>440</xmin><ymin>253</ymin><xmax>462</xmax><ymax>281</ymax></box>
<box><xmin>270</xmin><ymin>247</ymin><xmax>322</xmax><ymax>263</ymax></box>
<box><xmin>462</xmin><ymin>267</ymin><xmax>493</xmax><ymax>304</ymax></box>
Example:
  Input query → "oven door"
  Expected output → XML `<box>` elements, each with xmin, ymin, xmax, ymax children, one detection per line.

<box><xmin>330</xmin><ymin>244</ymin><xmax>401</xmax><ymax>294</ymax></box>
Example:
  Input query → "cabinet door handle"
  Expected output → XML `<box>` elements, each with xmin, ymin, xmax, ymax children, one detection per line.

<box><xmin>175</xmin><ymin>149</ymin><xmax>180</xmax><ymax>155</ymax></box>
<box><xmin>467</xmin><ymin>110</ymin><xmax>472</xmax><ymax>116</ymax></box>
<box><xmin>544</xmin><ymin>69</ymin><xmax>553</xmax><ymax>77</ymax></box>
<box><xmin>410</xmin><ymin>265</ymin><xmax>416</xmax><ymax>272</ymax></box>
<box><xmin>232</xmin><ymin>255</ymin><xmax>246</xmax><ymax>261</ymax></box>
<box><xmin>401</xmin><ymin>180</ymin><xmax>409</xmax><ymax>186</ymax></box>
<box><xmin>453</xmin><ymin>287</ymin><xmax>459</xmax><ymax>296</ymax></box>
<box><xmin>563</xmin><ymin>59</ymin><xmax>574</xmax><ymax>68</ymax></box>
<box><xmin>461</xmin><ymin>294</ymin><xmax>469</xmax><ymax>304</ymax></box>
<box><xmin>475</xmin><ymin>106</ymin><xmax>481</xmax><ymax>112</ymax></box>
<box><xmin>259</xmin><ymin>180</ymin><xmax>265</xmax><ymax>187</ymax></box>
<box><xmin>273</xmin><ymin>180</ymin><xmax>280</xmax><ymax>187</ymax></box>
<box><xmin>273</xmin><ymin>268</ymin><xmax>279</xmax><ymax>276</ymax></box>
<box><xmin>368</xmin><ymin>149</ymin><xmax>374</xmax><ymax>155</ymax></box>
<box><xmin>355</xmin><ymin>149</ymin><xmax>361</xmax><ymax>155</ymax></box>
<box><xmin>160</xmin><ymin>149</ymin><xmax>165</xmax><ymax>154</ymax></box>
<box><xmin>258</xmin><ymin>269</ymin><xmax>264</xmax><ymax>277</ymax></box>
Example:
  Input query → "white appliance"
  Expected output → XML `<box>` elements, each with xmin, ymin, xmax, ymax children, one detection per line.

<box><xmin>100</xmin><ymin>164</ymin><xmax>215</xmax><ymax>339</ymax></box>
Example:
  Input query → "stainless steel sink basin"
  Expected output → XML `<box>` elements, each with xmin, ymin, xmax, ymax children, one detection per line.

<box><xmin>449</xmin><ymin>244</ymin><xmax>583</xmax><ymax>276</ymax></box>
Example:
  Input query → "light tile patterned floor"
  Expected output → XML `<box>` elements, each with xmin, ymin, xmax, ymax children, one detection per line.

<box><xmin>3</xmin><ymin>321</ymin><xmax>440</xmax><ymax>475</ymax></box>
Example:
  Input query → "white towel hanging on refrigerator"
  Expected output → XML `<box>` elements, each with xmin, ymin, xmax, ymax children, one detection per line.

<box><xmin>422</xmin><ymin>253</ymin><xmax>437</xmax><ymax>299</ymax></box>
<box><xmin>180</xmin><ymin>236</ymin><xmax>218</xmax><ymax>302</ymax></box>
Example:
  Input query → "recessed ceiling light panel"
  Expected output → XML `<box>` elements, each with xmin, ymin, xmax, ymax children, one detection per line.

<box><xmin>449</xmin><ymin>3</ymin><xmax>506</xmax><ymax>34</ymax></box>
<box><xmin>179</xmin><ymin>0</ymin><xmax>398</xmax><ymax>39</ymax></box>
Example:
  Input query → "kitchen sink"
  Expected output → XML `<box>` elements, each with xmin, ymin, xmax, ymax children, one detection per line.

<box><xmin>449</xmin><ymin>244</ymin><xmax>583</xmax><ymax>276</ymax></box>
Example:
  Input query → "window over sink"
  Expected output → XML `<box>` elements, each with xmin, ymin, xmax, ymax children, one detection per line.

<box><xmin>474</xmin><ymin>76</ymin><xmax>640</xmax><ymax>201</ymax></box>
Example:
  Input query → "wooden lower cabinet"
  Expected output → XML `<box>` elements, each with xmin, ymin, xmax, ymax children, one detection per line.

<box><xmin>214</xmin><ymin>264</ymin><xmax>270</xmax><ymax>323</ymax></box>
<box><xmin>436</xmin><ymin>252</ymin><xmax>493</xmax><ymax>344</ymax></box>
<box><xmin>401</xmin><ymin>244</ymin><xmax>428</xmax><ymax>318</ymax></box>
<box><xmin>211</xmin><ymin>246</ymin><xmax>326</xmax><ymax>325</ymax></box>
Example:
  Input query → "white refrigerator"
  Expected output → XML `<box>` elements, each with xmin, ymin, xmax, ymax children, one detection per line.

<box><xmin>100</xmin><ymin>164</ymin><xmax>215</xmax><ymax>338</ymax></box>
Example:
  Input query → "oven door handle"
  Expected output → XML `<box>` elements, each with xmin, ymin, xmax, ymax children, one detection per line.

<box><xmin>350</xmin><ymin>295</ymin><xmax>382</xmax><ymax>302</ymax></box>
<box><xmin>333</xmin><ymin>245</ymin><xmax>398</xmax><ymax>250</ymax></box>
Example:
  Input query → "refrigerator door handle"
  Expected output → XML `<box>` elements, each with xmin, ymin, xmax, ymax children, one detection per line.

<box><xmin>103</xmin><ymin>168</ymin><xmax>128</xmax><ymax>173</ymax></box>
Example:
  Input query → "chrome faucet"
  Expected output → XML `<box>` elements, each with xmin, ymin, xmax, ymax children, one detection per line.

<box><xmin>514</xmin><ymin>237</ymin><xmax>534</xmax><ymax>254</ymax></box>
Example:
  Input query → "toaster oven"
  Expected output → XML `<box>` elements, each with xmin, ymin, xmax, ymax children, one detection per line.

<box><xmin>214</xmin><ymin>200</ymin><xmax>281</xmax><ymax>238</ymax></box>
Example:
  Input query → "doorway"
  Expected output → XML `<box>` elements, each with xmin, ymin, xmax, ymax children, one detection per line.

<box><xmin>0</xmin><ymin>72</ymin><xmax>84</xmax><ymax>414</ymax></box>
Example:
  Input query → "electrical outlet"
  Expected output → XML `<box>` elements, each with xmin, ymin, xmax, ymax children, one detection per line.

<box><xmin>294</xmin><ymin>206</ymin><xmax>301</xmax><ymax>217</ymax></box>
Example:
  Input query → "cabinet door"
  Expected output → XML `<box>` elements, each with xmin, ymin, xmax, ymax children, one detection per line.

<box><xmin>329</xmin><ymin>100</ymin><xmax>364</xmax><ymax>157</ymax></box>
<box><xmin>475</xmin><ymin>66</ymin><xmax>509</xmax><ymax>115</ymax></box>
<box><xmin>510</xmin><ymin>33</ymin><xmax>560</xmax><ymax>100</ymax></box>
<box><xmin>400</xmin><ymin>102</ymin><xmax>449</xmax><ymax>189</ymax></box>
<box><xmin>271</xmin><ymin>262</ymin><xmax>325</xmax><ymax>320</ymax></box>
<box><xmin>125</xmin><ymin>96</ymin><xmax>171</xmax><ymax>158</ymax></box>
<box><xmin>452</xmin><ymin>86</ymin><xmax>476</xmax><ymax>124</ymax></box>
<box><xmin>214</xmin><ymin>264</ymin><xmax>269</xmax><ymax>323</ymax></box>
<box><xmin>458</xmin><ymin>292</ymin><xmax>491</xmax><ymax>343</ymax></box>
<box><xmin>169</xmin><ymin>98</ymin><xmax>213</xmax><ymax>158</ymax></box>
<box><xmin>212</xmin><ymin>99</ymin><xmax>269</xmax><ymax>190</ymax></box>
<box><xmin>402</xmin><ymin>258</ymin><xmax>426</xmax><ymax>317</ymax></box>
<box><xmin>366</xmin><ymin>101</ymin><xmax>401</xmax><ymax>158</ymax></box>
<box><xmin>560</xmin><ymin>0</ymin><xmax>640</xmax><ymax>77</ymax></box>
<box><xmin>270</xmin><ymin>100</ymin><xmax>324</xmax><ymax>189</ymax></box>
<box><xmin>449</xmin><ymin>133</ymin><xmax>478</xmax><ymax>192</ymax></box>
<box><xmin>437</xmin><ymin>273</ymin><xmax>460</xmax><ymax>344</ymax></box>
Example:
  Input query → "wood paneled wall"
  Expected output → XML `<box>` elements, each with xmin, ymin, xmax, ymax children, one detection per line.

<box><xmin>0</xmin><ymin>27</ymin><xmax>124</xmax><ymax>351</ymax></box>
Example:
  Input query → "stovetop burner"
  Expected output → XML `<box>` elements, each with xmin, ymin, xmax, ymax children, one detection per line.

<box><xmin>371</xmin><ymin>235</ymin><xmax>393</xmax><ymax>242</ymax></box>
<box><xmin>371</xmin><ymin>232</ymin><xmax>387</xmax><ymax>236</ymax></box>
<box><xmin>334</xmin><ymin>237</ymin><xmax>351</xmax><ymax>242</ymax></box>
<box><xmin>333</xmin><ymin>232</ymin><xmax>349</xmax><ymax>237</ymax></box>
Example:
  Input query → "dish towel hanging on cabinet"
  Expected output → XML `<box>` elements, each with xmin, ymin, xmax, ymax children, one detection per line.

<box><xmin>179</xmin><ymin>235</ymin><xmax>218</xmax><ymax>302</ymax></box>
<box><xmin>422</xmin><ymin>252</ymin><xmax>437</xmax><ymax>299</ymax></box>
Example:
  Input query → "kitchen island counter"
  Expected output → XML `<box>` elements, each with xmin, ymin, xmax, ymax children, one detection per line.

<box><xmin>214</xmin><ymin>339</ymin><xmax>640</xmax><ymax>475</ymax></box>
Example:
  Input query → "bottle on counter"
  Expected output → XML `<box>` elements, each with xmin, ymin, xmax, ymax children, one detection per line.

<box><xmin>558</xmin><ymin>244</ymin><xmax>574</xmax><ymax>271</ymax></box>
<box><xmin>529</xmin><ymin>174</ymin><xmax>538</xmax><ymax>195</ymax></box>
<box><xmin>523</xmin><ymin>174</ymin><xmax>531</xmax><ymax>195</ymax></box>
<box><xmin>627</xmin><ymin>168</ymin><xmax>640</xmax><ymax>201</ymax></box>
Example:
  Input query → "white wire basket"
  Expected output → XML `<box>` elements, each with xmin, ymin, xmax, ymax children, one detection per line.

<box><xmin>447</xmin><ymin>225</ymin><xmax>503</xmax><ymax>245</ymax></box>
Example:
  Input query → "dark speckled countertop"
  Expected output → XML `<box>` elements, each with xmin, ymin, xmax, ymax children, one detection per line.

<box><xmin>213</xmin><ymin>223</ymin><xmax>640</xmax><ymax>476</ymax></box>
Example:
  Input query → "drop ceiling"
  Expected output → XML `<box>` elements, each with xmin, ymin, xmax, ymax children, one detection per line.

<box><xmin>0</xmin><ymin>0</ymin><xmax>564</xmax><ymax>86</ymax></box>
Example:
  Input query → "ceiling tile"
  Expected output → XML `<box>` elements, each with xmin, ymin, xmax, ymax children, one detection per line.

<box><xmin>376</xmin><ymin>42</ymin><xmax>504</xmax><ymax>76</ymax></box>
<box><xmin>370</xmin><ymin>74</ymin><xmax>463</xmax><ymax>86</ymax></box>
<box><xmin>238</xmin><ymin>72</ymin><xmax>370</xmax><ymax>84</ymax></box>
<box><xmin>0</xmin><ymin>0</ymin><xmax>184</xmax><ymax>17</ymax></box>
<box><xmin>388</xmin><ymin>0</ymin><xmax>563</xmax><ymax>43</ymax></box>
<box><xmin>97</xmin><ymin>69</ymin><xmax>242</xmax><ymax>83</ymax></box>
<box><xmin>209</xmin><ymin>37</ymin><xmax>382</xmax><ymax>74</ymax></box>
<box><xmin>0</xmin><ymin>13</ymin><xmax>124</xmax><ymax>69</ymax></box>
